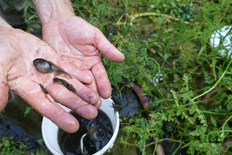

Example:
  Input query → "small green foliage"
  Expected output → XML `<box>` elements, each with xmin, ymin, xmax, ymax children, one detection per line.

<box><xmin>0</xmin><ymin>135</ymin><xmax>45</xmax><ymax>154</ymax></box>
<box><xmin>31</xmin><ymin>150</ymin><xmax>46</xmax><ymax>155</ymax></box>
<box><xmin>36</xmin><ymin>139</ymin><xmax>44</xmax><ymax>146</ymax></box>
<box><xmin>0</xmin><ymin>136</ymin><xmax>26</xmax><ymax>155</ymax></box>
<box><xmin>121</xmin><ymin>114</ymin><xmax>163</xmax><ymax>153</ymax></box>
<box><xmin>178</xmin><ymin>41</ymin><xmax>198</xmax><ymax>68</ymax></box>
<box><xmin>24</xmin><ymin>106</ymin><xmax>32</xmax><ymax>117</ymax></box>
<box><xmin>97</xmin><ymin>0</ymin><xmax>232</xmax><ymax>154</ymax></box>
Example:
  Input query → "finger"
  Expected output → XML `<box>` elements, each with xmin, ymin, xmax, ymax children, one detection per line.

<box><xmin>14</xmin><ymin>80</ymin><xmax>79</xmax><ymax>133</ymax></box>
<box><xmin>60</xmin><ymin>62</ymin><xmax>102</xmax><ymax>109</ymax></box>
<box><xmin>57</xmin><ymin>60</ymin><xmax>93</xmax><ymax>84</ymax></box>
<box><xmin>84</xmin><ymin>85</ymin><xmax>102</xmax><ymax>109</ymax></box>
<box><xmin>52</xmin><ymin>76</ymin><xmax>100</xmax><ymax>105</ymax></box>
<box><xmin>94</xmin><ymin>28</ymin><xmax>125</xmax><ymax>62</ymax></box>
<box><xmin>46</xmin><ymin>83</ymin><xmax>98</xmax><ymax>120</ymax></box>
<box><xmin>32</xmin><ymin>55</ymin><xmax>100</xmax><ymax>105</ymax></box>
<box><xmin>83</xmin><ymin>71</ymin><xmax>102</xmax><ymax>109</ymax></box>
<box><xmin>33</xmin><ymin>54</ymin><xmax>93</xmax><ymax>84</ymax></box>
<box><xmin>91</xmin><ymin>62</ymin><xmax>111</xmax><ymax>99</ymax></box>
<box><xmin>0</xmin><ymin>70</ymin><xmax>9</xmax><ymax>111</ymax></box>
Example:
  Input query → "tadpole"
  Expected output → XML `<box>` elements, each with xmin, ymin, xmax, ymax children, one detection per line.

<box><xmin>40</xmin><ymin>84</ymin><xmax>48</xmax><ymax>94</ymax></box>
<box><xmin>33</xmin><ymin>58</ymin><xmax>72</xmax><ymax>79</ymax></box>
<box><xmin>53</xmin><ymin>78</ymin><xmax>76</xmax><ymax>92</ymax></box>
<box><xmin>33</xmin><ymin>58</ymin><xmax>53</xmax><ymax>73</ymax></box>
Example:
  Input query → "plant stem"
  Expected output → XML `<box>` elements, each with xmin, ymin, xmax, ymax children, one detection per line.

<box><xmin>192</xmin><ymin>59</ymin><xmax>232</xmax><ymax>101</ymax></box>
<box><xmin>221</xmin><ymin>115</ymin><xmax>232</xmax><ymax>138</ymax></box>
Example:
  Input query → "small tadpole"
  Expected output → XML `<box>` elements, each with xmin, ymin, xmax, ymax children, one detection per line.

<box><xmin>53</xmin><ymin>78</ymin><xmax>76</xmax><ymax>92</ymax></box>
<box><xmin>30</xmin><ymin>79</ymin><xmax>56</xmax><ymax>104</ymax></box>
<box><xmin>39</xmin><ymin>84</ymin><xmax>48</xmax><ymax>94</ymax></box>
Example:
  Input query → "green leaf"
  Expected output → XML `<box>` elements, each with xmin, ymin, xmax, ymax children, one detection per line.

<box><xmin>163</xmin><ymin>53</ymin><xmax>170</xmax><ymax>61</ymax></box>
<box><xmin>19</xmin><ymin>144</ymin><xmax>25</xmax><ymax>150</ymax></box>
<box><xmin>158</xmin><ymin>17</ymin><xmax>163</xmax><ymax>27</ymax></box>
<box><xmin>36</xmin><ymin>151</ymin><xmax>46</xmax><ymax>155</ymax></box>
<box><xmin>181</xmin><ymin>91</ymin><xmax>193</xmax><ymax>100</ymax></box>
<box><xmin>210</xmin><ymin>115</ymin><xmax>217</xmax><ymax>127</ymax></box>
<box><xmin>24</xmin><ymin>106</ymin><xmax>32</xmax><ymax>117</ymax></box>
<box><xmin>227</xmin><ymin>101</ymin><xmax>232</xmax><ymax>112</ymax></box>
<box><xmin>198</xmin><ymin>43</ymin><xmax>206</xmax><ymax>57</ymax></box>
<box><xmin>3</xmin><ymin>139</ymin><xmax>10</xmax><ymax>147</ymax></box>
<box><xmin>37</xmin><ymin>139</ymin><xmax>44</xmax><ymax>146</ymax></box>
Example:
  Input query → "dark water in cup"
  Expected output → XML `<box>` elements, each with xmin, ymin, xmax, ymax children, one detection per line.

<box><xmin>58</xmin><ymin>110</ymin><xmax>113</xmax><ymax>155</ymax></box>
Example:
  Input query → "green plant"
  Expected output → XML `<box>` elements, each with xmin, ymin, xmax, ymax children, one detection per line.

<box><xmin>0</xmin><ymin>136</ymin><xmax>29</xmax><ymax>155</ymax></box>
<box><xmin>24</xmin><ymin>0</ymin><xmax>232</xmax><ymax>154</ymax></box>
<box><xmin>0</xmin><ymin>136</ymin><xmax>46</xmax><ymax>155</ymax></box>
<box><xmin>100</xmin><ymin>0</ymin><xmax>232</xmax><ymax>154</ymax></box>
<box><xmin>31</xmin><ymin>150</ymin><xmax>45</xmax><ymax>155</ymax></box>
<box><xmin>121</xmin><ymin>115</ymin><xmax>164</xmax><ymax>154</ymax></box>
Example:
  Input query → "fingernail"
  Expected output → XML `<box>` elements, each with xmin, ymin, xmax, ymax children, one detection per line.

<box><xmin>100</xmin><ymin>85</ymin><xmax>111</xmax><ymax>99</ymax></box>
<box><xmin>85</xmin><ymin>75</ymin><xmax>93</xmax><ymax>84</ymax></box>
<box><xmin>58</xmin><ymin>113</ymin><xmax>79</xmax><ymax>133</ymax></box>
<box><xmin>94</xmin><ymin>98</ymin><xmax>102</xmax><ymax>109</ymax></box>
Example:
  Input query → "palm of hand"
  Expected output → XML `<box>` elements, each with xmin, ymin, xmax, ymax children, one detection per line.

<box><xmin>42</xmin><ymin>16</ymin><xmax>125</xmax><ymax>98</ymax></box>
<box><xmin>0</xmin><ymin>28</ymin><xmax>100</xmax><ymax>133</ymax></box>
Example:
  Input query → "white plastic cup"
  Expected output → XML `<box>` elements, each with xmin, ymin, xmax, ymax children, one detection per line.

<box><xmin>210</xmin><ymin>25</ymin><xmax>232</xmax><ymax>58</ymax></box>
<box><xmin>42</xmin><ymin>98</ymin><xmax>119</xmax><ymax>155</ymax></box>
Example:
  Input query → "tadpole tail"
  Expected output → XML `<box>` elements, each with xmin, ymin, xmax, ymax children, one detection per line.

<box><xmin>53</xmin><ymin>78</ymin><xmax>76</xmax><ymax>92</ymax></box>
<box><xmin>54</xmin><ymin>71</ymin><xmax>72</xmax><ymax>79</ymax></box>
<box><xmin>52</xmin><ymin>64</ymin><xmax>72</xmax><ymax>79</ymax></box>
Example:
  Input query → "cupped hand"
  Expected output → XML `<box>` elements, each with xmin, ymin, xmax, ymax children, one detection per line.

<box><xmin>0</xmin><ymin>24</ymin><xmax>101</xmax><ymax>133</ymax></box>
<box><xmin>42</xmin><ymin>16</ymin><xmax>125</xmax><ymax>99</ymax></box>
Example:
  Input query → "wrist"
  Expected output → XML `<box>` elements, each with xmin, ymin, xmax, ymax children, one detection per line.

<box><xmin>32</xmin><ymin>0</ymin><xmax>75</xmax><ymax>25</ymax></box>
<box><xmin>0</xmin><ymin>17</ymin><xmax>13</xmax><ymax>30</ymax></box>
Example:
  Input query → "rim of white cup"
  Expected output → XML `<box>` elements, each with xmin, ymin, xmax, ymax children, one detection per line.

<box><xmin>42</xmin><ymin>98</ymin><xmax>120</xmax><ymax>155</ymax></box>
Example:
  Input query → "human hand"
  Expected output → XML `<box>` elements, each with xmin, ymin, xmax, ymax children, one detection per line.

<box><xmin>0</xmin><ymin>18</ymin><xmax>101</xmax><ymax>133</ymax></box>
<box><xmin>42</xmin><ymin>16</ymin><xmax>125</xmax><ymax>99</ymax></box>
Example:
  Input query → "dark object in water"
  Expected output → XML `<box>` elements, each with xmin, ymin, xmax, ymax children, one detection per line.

<box><xmin>53</xmin><ymin>78</ymin><xmax>76</xmax><ymax>92</ymax></box>
<box><xmin>58</xmin><ymin>110</ymin><xmax>113</xmax><ymax>155</ymax></box>
<box><xmin>33</xmin><ymin>58</ymin><xmax>72</xmax><ymax>78</ymax></box>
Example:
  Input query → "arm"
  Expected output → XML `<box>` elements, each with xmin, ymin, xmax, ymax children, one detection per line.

<box><xmin>32</xmin><ymin>0</ymin><xmax>75</xmax><ymax>25</ymax></box>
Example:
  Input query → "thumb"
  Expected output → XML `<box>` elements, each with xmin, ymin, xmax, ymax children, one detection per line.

<box><xmin>94</xmin><ymin>29</ymin><xmax>125</xmax><ymax>62</ymax></box>
<box><xmin>0</xmin><ymin>75</ymin><xmax>9</xmax><ymax>112</ymax></box>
